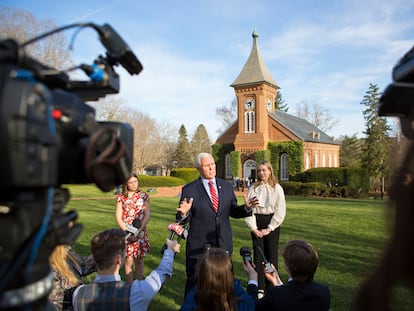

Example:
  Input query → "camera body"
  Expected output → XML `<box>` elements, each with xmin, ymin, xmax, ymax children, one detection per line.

<box><xmin>0</xmin><ymin>23</ymin><xmax>141</xmax><ymax>310</ymax></box>
<box><xmin>379</xmin><ymin>44</ymin><xmax>414</xmax><ymax>139</ymax></box>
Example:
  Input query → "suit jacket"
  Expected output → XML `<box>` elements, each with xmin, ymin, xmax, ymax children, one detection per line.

<box><xmin>179</xmin><ymin>177</ymin><xmax>251</xmax><ymax>259</ymax></box>
<box><xmin>256</xmin><ymin>280</ymin><xmax>330</xmax><ymax>311</ymax></box>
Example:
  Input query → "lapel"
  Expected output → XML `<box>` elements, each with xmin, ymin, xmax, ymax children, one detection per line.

<box><xmin>196</xmin><ymin>177</ymin><xmax>211</xmax><ymax>202</ymax></box>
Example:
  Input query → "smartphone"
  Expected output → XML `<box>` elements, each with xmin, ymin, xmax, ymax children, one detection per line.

<box><xmin>264</xmin><ymin>262</ymin><xmax>274</xmax><ymax>273</ymax></box>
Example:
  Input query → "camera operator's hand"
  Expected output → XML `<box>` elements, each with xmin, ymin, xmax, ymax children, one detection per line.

<box><xmin>263</xmin><ymin>263</ymin><xmax>283</xmax><ymax>286</ymax></box>
<box><xmin>242</xmin><ymin>260</ymin><xmax>258</xmax><ymax>282</ymax></box>
<box><xmin>166</xmin><ymin>239</ymin><xmax>180</xmax><ymax>253</ymax></box>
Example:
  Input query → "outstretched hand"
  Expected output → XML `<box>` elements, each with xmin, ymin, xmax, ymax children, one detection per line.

<box><xmin>177</xmin><ymin>197</ymin><xmax>193</xmax><ymax>216</ymax></box>
<box><xmin>243</xmin><ymin>194</ymin><xmax>259</xmax><ymax>210</ymax></box>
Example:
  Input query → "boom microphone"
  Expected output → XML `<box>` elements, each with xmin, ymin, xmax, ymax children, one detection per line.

<box><xmin>253</xmin><ymin>239</ymin><xmax>274</xmax><ymax>273</ymax></box>
<box><xmin>240</xmin><ymin>246</ymin><xmax>253</xmax><ymax>264</ymax></box>
<box><xmin>160</xmin><ymin>222</ymin><xmax>188</xmax><ymax>254</ymax></box>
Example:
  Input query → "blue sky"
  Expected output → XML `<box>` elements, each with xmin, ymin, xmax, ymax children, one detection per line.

<box><xmin>3</xmin><ymin>0</ymin><xmax>414</xmax><ymax>141</ymax></box>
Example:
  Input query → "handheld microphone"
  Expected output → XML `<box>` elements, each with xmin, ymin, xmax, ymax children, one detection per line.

<box><xmin>253</xmin><ymin>239</ymin><xmax>274</xmax><ymax>273</ymax></box>
<box><xmin>239</xmin><ymin>246</ymin><xmax>253</xmax><ymax>264</ymax></box>
<box><xmin>125</xmin><ymin>218</ymin><xmax>142</xmax><ymax>242</ymax></box>
<box><xmin>160</xmin><ymin>222</ymin><xmax>188</xmax><ymax>254</ymax></box>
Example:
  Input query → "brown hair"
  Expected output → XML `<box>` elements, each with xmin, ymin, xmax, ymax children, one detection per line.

<box><xmin>121</xmin><ymin>173</ymin><xmax>139</xmax><ymax>197</ymax></box>
<box><xmin>254</xmin><ymin>160</ymin><xmax>277</xmax><ymax>188</ymax></box>
<box><xmin>282</xmin><ymin>240</ymin><xmax>318</xmax><ymax>282</ymax></box>
<box><xmin>90</xmin><ymin>228</ymin><xmax>126</xmax><ymax>270</ymax></box>
<box><xmin>194</xmin><ymin>247</ymin><xmax>237</xmax><ymax>311</ymax></box>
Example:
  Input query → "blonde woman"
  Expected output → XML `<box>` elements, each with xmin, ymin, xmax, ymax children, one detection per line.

<box><xmin>245</xmin><ymin>160</ymin><xmax>286</xmax><ymax>295</ymax></box>
<box><xmin>49</xmin><ymin>245</ymin><xmax>96</xmax><ymax>310</ymax></box>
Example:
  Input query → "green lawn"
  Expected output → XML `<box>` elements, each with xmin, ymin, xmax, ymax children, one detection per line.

<box><xmin>65</xmin><ymin>185</ymin><xmax>412</xmax><ymax>310</ymax></box>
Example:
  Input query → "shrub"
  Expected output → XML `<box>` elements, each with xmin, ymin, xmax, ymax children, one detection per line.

<box><xmin>137</xmin><ymin>175</ymin><xmax>186</xmax><ymax>187</ymax></box>
<box><xmin>170</xmin><ymin>168</ymin><xmax>199</xmax><ymax>183</ymax></box>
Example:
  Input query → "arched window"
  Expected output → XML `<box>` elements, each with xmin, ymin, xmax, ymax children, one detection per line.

<box><xmin>244</xmin><ymin>111</ymin><xmax>255</xmax><ymax>133</ymax></box>
<box><xmin>315</xmin><ymin>153</ymin><xmax>319</xmax><ymax>168</ymax></box>
<box><xmin>225</xmin><ymin>154</ymin><xmax>231</xmax><ymax>179</ymax></box>
<box><xmin>280</xmin><ymin>153</ymin><xmax>289</xmax><ymax>181</ymax></box>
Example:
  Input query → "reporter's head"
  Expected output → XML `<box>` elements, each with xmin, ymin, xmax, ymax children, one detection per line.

<box><xmin>195</xmin><ymin>247</ymin><xmax>236</xmax><ymax>310</ymax></box>
<box><xmin>282</xmin><ymin>240</ymin><xmax>318</xmax><ymax>282</ymax></box>
<box><xmin>90</xmin><ymin>228</ymin><xmax>126</xmax><ymax>270</ymax></box>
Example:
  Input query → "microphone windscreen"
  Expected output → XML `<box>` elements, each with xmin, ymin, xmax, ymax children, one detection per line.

<box><xmin>132</xmin><ymin>217</ymin><xmax>141</xmax><ymax>228</ymax></box>
<box><xmin>240</xmin><ymin>246</ymin><xmax>252</xmax><ymax>256</ymax></box>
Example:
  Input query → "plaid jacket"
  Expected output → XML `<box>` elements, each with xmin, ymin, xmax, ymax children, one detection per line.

<box><xmin>73</xmin><ymin>281</ymin><xmax>131</xmax><ymax>311</ymax></box>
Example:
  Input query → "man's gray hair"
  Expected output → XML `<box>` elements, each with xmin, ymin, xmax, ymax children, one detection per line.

<box><xmin>195</xmin><ymin>153</ymin><xmax>213</xmax><ymax>167</ymax></box>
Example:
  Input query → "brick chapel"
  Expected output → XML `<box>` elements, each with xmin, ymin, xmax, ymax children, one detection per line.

<box><xmin>215</xmin><ymin>29</ymin><xmax>340</xmax><ymax>181</ymax></box>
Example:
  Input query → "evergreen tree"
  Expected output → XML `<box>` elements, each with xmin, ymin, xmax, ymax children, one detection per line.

<box><xmin>191</xmin><ymin>124</ymin><xmax>212</xmax><ymax>158</ymax></box>
<box><xmin>173</xmin><ymin>125</ymin><xmax>193</xmax><ymax>168</ymax></box>
<box><xmin>360</xmin><ymin>83</ymin><xmax>390</xmax><ymax>190</ymax></box>
<box><xmin>339</xmin><ymin>134</ymin><xmax>362</xmax><ymax>167</ymax></box>
<box><xmin>274</xmin><ymin>91</ymin><xmax>289</xmax><ymax>112</ymax></box>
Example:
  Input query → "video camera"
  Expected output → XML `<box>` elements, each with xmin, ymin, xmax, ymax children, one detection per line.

<box><xmin>0</xmin><ymin>22</ymin><xmax>142</xmax><ymax>310</ymax></box>
<box><xmin>378</xmin><ymin>44</ymin><xmax>414</xmax><ymax>139</ymax></box>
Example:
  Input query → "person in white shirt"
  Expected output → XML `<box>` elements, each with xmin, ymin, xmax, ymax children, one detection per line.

<box><xmin>245</xmin><ymin>160</ymin><xmax>286</xmax><ymax>295</ymax></box>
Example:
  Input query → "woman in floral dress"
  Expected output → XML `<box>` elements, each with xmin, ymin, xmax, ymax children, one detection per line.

<box><xmin>115</xmin><ymin>173</ymin><xmax>151</xmax><ymax>283</ymax></box>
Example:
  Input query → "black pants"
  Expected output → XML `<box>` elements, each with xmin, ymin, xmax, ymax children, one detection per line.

<box><xmin>251</xmin><ymin>213</ymin><xmax>280</xmax><ymax>291</ymax></box>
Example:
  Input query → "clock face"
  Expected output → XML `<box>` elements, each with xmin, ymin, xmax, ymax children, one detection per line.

<box><xmin>245</xmin><ymin>98</ymin><xmax>255</xmax><ymax>110</ymax></box>
<box><xmin>267</xmin><ymin>100</ymin><xmax>272</xmax><ymax>111</ymax></box>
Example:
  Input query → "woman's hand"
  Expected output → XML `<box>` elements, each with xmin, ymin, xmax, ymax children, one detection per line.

<box><xmin>260</xmin><ymin>228</ymin><xmax>272</xmax><ymax>236</ymax></box>
<box><xmin>252</xmin><ymin>229</ymin><xmax>263</xmax><ymax>238</ymax></box>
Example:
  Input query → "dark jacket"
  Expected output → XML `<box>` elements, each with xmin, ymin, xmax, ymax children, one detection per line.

<box><xmin>180</xmin><ymin>177</ymin><xmax>251</xmax><ymax>259</ymax></box>
<box><xmin>179</xmin><ymin>177</ymin><xmax>251</xmax><ymax>294</ymax></box>
<box><xmin>256</xmin><ymin>280</ymin><xmax>330</xmax><ymax>311</ymax></box>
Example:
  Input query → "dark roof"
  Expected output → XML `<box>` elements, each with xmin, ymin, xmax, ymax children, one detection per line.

<box><xmin>231</xmin><ymin>29</ymin><xmax>279</xmax><ymax>88</ymax></box>
<box><xmin>270</xmin><ymin>110</ymin><xmax>340</xmax><ymax>145</ymax></box>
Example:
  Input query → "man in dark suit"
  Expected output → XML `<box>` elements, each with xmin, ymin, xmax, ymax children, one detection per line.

<box><xmin>176</xmin><ymin>152</ymin><xmax>258</xmax><ymax>296</ymax></box>
<box><xmin>256</xmin><ymin>239</ymin><xmax>330</xmax><ymax>311</ymax></box>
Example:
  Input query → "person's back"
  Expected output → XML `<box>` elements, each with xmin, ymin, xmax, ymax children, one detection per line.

<box><xmin>74</xmin><ymin>281</ymin><xmax>131</xmax><ymax>310</ymax></box>
<box><xmin>257</xmin><ymin>280</ymin><xmax>329</xmax><ymax>311</ymax></box>
<box><xmin>256</xmin><ymin>239</ymin><xmax>330</xmax><ymax>311</ymax></box>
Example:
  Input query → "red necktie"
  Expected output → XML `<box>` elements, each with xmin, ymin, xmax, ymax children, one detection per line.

<box><xmin>209</xmin><ymin>181</ymin><xmax>219</xmax><ymax>213</ymax></box>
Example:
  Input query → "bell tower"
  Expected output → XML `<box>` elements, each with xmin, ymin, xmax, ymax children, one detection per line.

<box><xmin>231</xmin><ymin>28</ymin><xmax>279</xmax><ymax>154</ymax></box>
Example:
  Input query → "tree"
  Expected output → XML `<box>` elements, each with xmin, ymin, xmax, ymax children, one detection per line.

<box><xmin>89</xmin><ymin>95</ymin><xmax>127</xmax><ymax>121</ymax></box>
<box><xmin>191</xmin><ymin>124</ymin><xmax>212</xmax><ymax>158</ymax></box>
<box><xmin>360</xmin><ymin>83</ymin><xmax>390</xmax><ymax>190</ymax></box>
<box><xmin>173</xmin><ymin>125</ymin><xmax>193</xmax><ymax>168</ymax></box>
<box><xmin>215</xmin><ymin>98</ymin><xmax>237</xmax><ymax>134</ymax></box>
<box><xmin>275</xmin><ymin>91</ymin><xmax>288</xmax><ymax>112</ymax></box>
<box><xmin>294</xmin><ymin>100</ymin><xmax>339</xmax><ymax>133</ymax></box>
<box><xmin>0</xmin><ymin>7</ymin><xmax>73</xmax><ymax>70</ymax></box>
<box><xmin>339</xmin><ymin>134</ymin><xmax>362</xmax><ymax>168</ymax></box>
